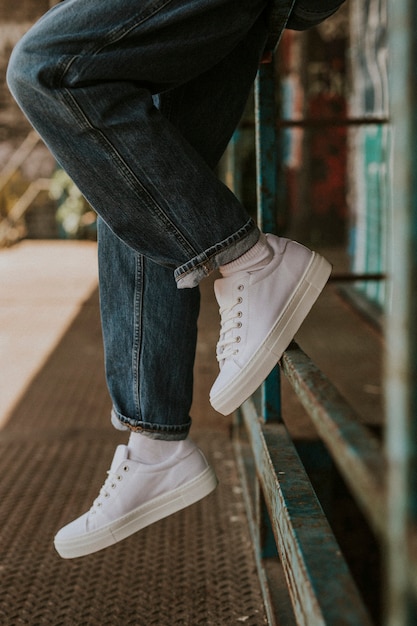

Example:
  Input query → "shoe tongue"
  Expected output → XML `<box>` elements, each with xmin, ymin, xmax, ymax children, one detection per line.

<box><xmin>110</xmin><ymin>444</ymin><xmax>129</xmax><ymax>472</ymax></box>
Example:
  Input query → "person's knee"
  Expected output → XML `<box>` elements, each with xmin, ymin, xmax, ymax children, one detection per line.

<box><xmin>7</xmin><ymin>38</ymin><xmax>29</xmax><ymax>101</ymax></box>
<box><xmin>7</xmin><ymin>28</ymin><xmax>56</xmax><ymax>109</ymax></box>
<box><xmin>7</xmin><ymin>39</ymin><xmax>39</xmax><ymax>109</ymax></box>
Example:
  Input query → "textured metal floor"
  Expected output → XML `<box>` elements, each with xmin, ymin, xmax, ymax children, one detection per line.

<box><xmin>0</xmin><ymin>247</ymin><xmax>268</xmax><ymax>625</ymax></box>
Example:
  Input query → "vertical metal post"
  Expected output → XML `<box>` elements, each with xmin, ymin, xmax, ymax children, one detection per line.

<box><xmin>255</xmin><ymin>59</ymin><xmax>282</xmax><ymax>425</ymax></box>
<box><xmin>254</xmin><ymin>59</ymin><xmax>281</xmax><ymax>558</ymax></box>
<box><xmin>386</xmin><ymin>0</ymin><xmax>417</xmax><ymax>623</ymax></box>
<box><xmin>221</xmin><ymin>129</ymin><xmax>242</xmax><ymax>200</ymax></box>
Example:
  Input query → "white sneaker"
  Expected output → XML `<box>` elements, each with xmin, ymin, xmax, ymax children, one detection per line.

<box><xmin>210</xmin><ymin>234</ymin><xmax>331</xmax><ymax>415</ymax></box>
<box><xmin>54</xmin><ymin>440</ymin><xmax>217</xmax><ymax>558</ymax></box>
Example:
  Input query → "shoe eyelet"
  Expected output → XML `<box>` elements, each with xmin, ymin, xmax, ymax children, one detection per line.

<box><xmin>237</xmin><ymin>311</ymin><xmax>242</xmax><ymax>318</ymax></box>
<box><xmin>237</xmin><ymin>322</ymin><xmax>242</xmax><ymax>328</ymax></box>
<box><xmin>237</xmin><ymin>297</ymin><xmax>243</xmax><ymax>304</ymax></box>
<box><xmin>104</xmin><ymin>492</ymin><xmax>110</xmax><ymax>498</ymax></box>
<box><xmin>123</xmin><ymin>465</ymin><xmax>129</xmax><ymax>472</ymax></box>
<box><xmin>97</xmin><ymin>502</ymin><xmax>102</xmax><ymax>508</ymax></box>
<box><xmin>236</xmin><ymin>336</ymin><xmax>241</xmax><ymax>343</ymax></box>
<box><xmin>111</xmin><ymin>483</ymin><xmax>116</xmax><ymax>489</ymax></box>
<box><xmin>237</xmin><ymin>284</ymin><xmax>244</xmax><ymax>291</ymax></box>
<box><xmin>117</xmin><ymin>475</ymin><xmax>122</xmax><ymax>481</ymax></box>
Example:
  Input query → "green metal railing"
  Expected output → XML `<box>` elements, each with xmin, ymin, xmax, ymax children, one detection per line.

<box><xmin>231</xmin><ymin>2</ymin><xmax>417</xmax><ymax>624</ymax></box>
<box><xmin>233</xmin><ymin>58</ymin><xmax>377</xmax><ymax>626</ymax></box>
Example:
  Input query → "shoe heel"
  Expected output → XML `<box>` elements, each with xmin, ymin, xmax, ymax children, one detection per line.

<box><xmin>268</xmin><ymin>252</ymin><xmax>331</xmax><ymax>358</ymax></box>
<box><xmin>307</xmin><ymin>252</ymin><xmax>332</xmax><ymax>291</ymax></box>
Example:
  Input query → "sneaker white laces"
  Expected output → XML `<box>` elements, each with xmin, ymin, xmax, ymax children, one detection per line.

<box><xmin>216</xmin><ymin>285</ymin><xmax>244</xmax><ymax>365</ymax></box>
<box><xmin>90</xmin><ymin>464</ymin><xmax>130</xmax><ymax>514</ymax></box>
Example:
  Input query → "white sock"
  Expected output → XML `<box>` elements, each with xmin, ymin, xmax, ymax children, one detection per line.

<box><xmin>219</xmin><ymin>233</ymin><xmax>273</xmax><ymax>276</ymax></box>
<box><xmin>128</xmin><ymin>431</ymin><xmax>188</xmax><ymax>464</ymax></box>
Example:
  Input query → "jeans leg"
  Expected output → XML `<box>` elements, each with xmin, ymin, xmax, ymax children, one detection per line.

<box><xmin>7</xmin><ymin>0</ymin><xmax>268</xmax><ymax>287</ymax></box>
<box><xmin>98</xmin><ymin>219</ymin><xmax>199</xmax><ymax>438</ymax></box>
<box><xmin>99</xmin><ymin>17</ymin><xmax>269</xmax><ymax>437</ymax></box>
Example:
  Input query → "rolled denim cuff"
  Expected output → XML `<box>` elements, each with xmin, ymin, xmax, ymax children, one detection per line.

<box><xmin>111</xmin><ymin>408</ymin><xmax>130</xmax><ymax>431</ymax></box>
<box><xmin>174</xmin><ymin>218</ymin><xmax>260</xmax><ymax>289</ymax></box>
<box><xmin>110</xmin><ymin>408</ymin><xmax>191</xmax><ymax>440</ymax></box>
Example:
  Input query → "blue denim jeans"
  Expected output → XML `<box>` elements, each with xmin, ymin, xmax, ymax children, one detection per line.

<box><xmin>7</xmin><ymin>0</ymin><xmax>270</xmax><ymax>287</ymax></box>
<box><xmin>7</xmin><ymin>0</ymin><xmax>272</xmax><ymax>437</ymax></box>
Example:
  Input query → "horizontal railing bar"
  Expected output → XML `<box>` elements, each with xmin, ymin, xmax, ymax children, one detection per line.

<box><xmin>280</xmin><ymin>341</ymin><xmax>386</xmax><ymax>539</ymax></box>
<box><xmin>240</xmin><ymin>398</ymin><xmax>373</xmax><ymax>626</ymax></box>
<box><xmin>240</xmin><ymin>117</ymin><xmax>389</xmax><ymax>130</ymax></box>
<box><xmin>329</xmin><ymin>273</ymin><xmax>386</xmax><ymax>282</ymax></box>
<box><xmin>277</xmin><ymin>117</ymin><xmax>389</xmax><ymax>128</ymax></box>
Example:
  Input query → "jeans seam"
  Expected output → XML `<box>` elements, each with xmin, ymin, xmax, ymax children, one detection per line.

<box><xmin>51</xmin><ymin>0</ymin><xmax>201</xmax><ymax>263</ymax></box>
<box><xmin>91</xmin><ymin>0</ymin><xmax>176</xmax><ymax>56</ymax></box>
<box><xmin>133</xmin><ymin>253</ymin><xmax>143</xmax><ymax>421</ymax></box>
<box><xmin>55</xmin><ymin>0</ymin><xmax>176</xmax><ymax>82</ymax></box>
<box><xmin>159</xmin><ymin>87</ymin><xmax>186</xmax><ymax>127</ymax></box>
<box><xmin>59</xmin><ymin>86</ymin><xmax>200</xmax><ymax>261</ymax></box>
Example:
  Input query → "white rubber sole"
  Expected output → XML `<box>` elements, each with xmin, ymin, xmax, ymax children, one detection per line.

<box><xmin>54</xmin><ymin>465</ymin><xmax>218</xmax><ymax>559</ymax></box>
<box><xmin>210</xmin><ymin>252</ymin><xmax>331</xmax><ymax>415</ymax></box>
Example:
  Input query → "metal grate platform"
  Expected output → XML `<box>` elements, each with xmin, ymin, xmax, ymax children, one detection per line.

<box><xmin>0</xmin><ymin>286</ymin><xmax>268</xmax><ymax>625</ymax></box>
